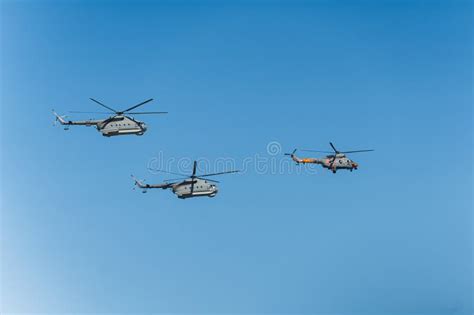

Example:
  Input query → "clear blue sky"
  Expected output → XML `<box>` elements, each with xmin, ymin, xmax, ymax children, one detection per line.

<box><xmin>1</xmin><ymin>0</ymin><xmax>472</xmax><ymax>313</ymax></box>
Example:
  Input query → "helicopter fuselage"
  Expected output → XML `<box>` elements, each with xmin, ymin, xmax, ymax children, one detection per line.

<box><xmin>132</xmin><ymin>160</ymin><xmax>237</xmax><ymax>199</ymax></box>
<box><xmin>172</xmin><ymin>178</ymin><xmax>218</xmax><ymax>199</ymax></box>
<box><xmin>291</xmin><ymin>153</ymin><xmax>358</xmax><ymax>173</ymax></box>
<box><xmin>98</xmin><ymin>116</ymin><xmax>147</xmax><ymax>137</ymax></box>
<box><xmin>53</xmin><ymin>98</ymin><xmax>166</xmax><ymax>137</ymax></box>
<box><xmin>321</xmin><ymin>154</ymin><xmax>359</xmax><ymax>172</ymax></box>
<box><xmin>287</xmin><ymin>143</ymin><xmax>372</xmax><ymax>174</ymax></box>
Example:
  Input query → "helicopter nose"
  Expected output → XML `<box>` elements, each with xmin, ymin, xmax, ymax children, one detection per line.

<box><xmin>352</xmin><ymin>162</ymin><xmax>358</xmax><ymax>168</ymax></box>
<box><xmin>141</xmin><ymin>123</ymin><xmax>147</xmax><ymax>130</ymax></box>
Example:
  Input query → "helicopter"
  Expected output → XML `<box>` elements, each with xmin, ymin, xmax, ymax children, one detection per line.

<box><xmin>285</xmin><ymin>142</ymin><xmax>374</xmax><ymax>173</ymax></box>
<box><xmin>131</xmin><ymin>161</ymin><xmax>239</xmax><ymax>199</ymax></box>
<box><xmin>52</xmin><ymin>98</ymin><xmax>167</xmax><ymax>137</ymax></box>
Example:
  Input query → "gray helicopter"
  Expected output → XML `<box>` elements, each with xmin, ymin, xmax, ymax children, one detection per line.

<box><xmin>52</xmin><ymin>98</ymin><xmax>167</xmax><ymax>137</ymax></box>
<box><xmin>132</xmin><ymin>161</ymin><xmax>239</xmax><ymax>199</ymax></box>
<box><xmin>285</xmin><ymin>142</ymin><xmax>374</xmax><ymax>173</ymax></box>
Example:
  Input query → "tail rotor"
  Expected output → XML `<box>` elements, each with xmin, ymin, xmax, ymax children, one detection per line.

<box><xmin>131</xmin><ymin>175</ymin><xmax>147</xmax><ymax>193</ymax></box>
<box><xmin>52</xmin><ymin>110</ymin><xmax>69</xmax><ymax>130</ymax></box>
<box><xmin>284</xmin><ymin>149</ymin><xmax>297</xmax><ymax>157</ymax></box>
<box><xmin>284</xmin><ymin>149</ymin><xmax>300</xmax><ymax>164</ymax></box>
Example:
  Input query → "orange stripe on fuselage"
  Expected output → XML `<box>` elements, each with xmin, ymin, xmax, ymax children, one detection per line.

<box><xmin>301</xmin><ymin>158</ymin><xmax>317</xmax><ymax>163</ymax></box>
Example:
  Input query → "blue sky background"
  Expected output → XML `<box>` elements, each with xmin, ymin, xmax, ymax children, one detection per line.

<box><xmin>0</xmin><ymin>0</ymin><xmax>472</xmax><ymax>313</ymax></box>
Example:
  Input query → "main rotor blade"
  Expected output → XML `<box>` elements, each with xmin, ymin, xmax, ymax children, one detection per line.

<box><xmin>196</xmin><ymin>177</ymin><xmax>220</xmax><ymax>183</ymax></box>
<box><xmin>122</xmin><ymin>98</ymin><xmax>154</xmax><ymax>113</ymax></box>
<box><xmin>90</xmin><ymin>98</ymin><xmax>118</xmax><ymax>113</ymax></box>
<box><xmin>329</xmin><ymin>156</ymin><xmax>336</xmax><ymax>168</ymax></box>
<box><xmin>340</xmin><ymin>149</ymin><xmax>375</xmax><ymax>154</ymax></box>
<box><xmin>199</xmin><ymin>170</ymin><xmax>240</xmax><ymax>177</ymax></box>
<box><xmin>190</xmin><ymin>177</ymin><xmax>195</xmax><ymax>194</ymax></box>
<box><xmin>182</xmin><ymin>179</ymin><xmax>197</xmax><ymax>184</ymax></box>
<box><xmin>329</xmin><ymin>142</ymin><xmax>339</xmax><ymax>153</ymax></box>
<box><xmin>126</xmin><ymin>111</ymin><xmax>168</xmax><ymax>115</ymax></box>
<box><xmin>148</xmin><ymin>168</ymin><xmax>188</xmax><ymax>177</ymax></box>
<box><xmin>163</xmin><ymin>177</ymin><xmax>188</xmax><ymax>182</ymax></box>
<box><xmin>299</xmin><ymin>149</ymin><xmax>333</xmax><ymax>153</ymax></box>
<box><xmin>69</xmin><ymin>111</ymin><xmax>115</xmax><ymax>114</ymax></box>
<box><xmin>192</xmin><ymin>161</ymin><xmax>197</xmax><ymax>177</ymax></box>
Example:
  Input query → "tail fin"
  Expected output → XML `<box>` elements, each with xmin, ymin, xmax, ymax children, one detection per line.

<box><xmin>131</xmin><ymin>175</ymin><xmax>147</xmax><ymax>189</ymax></box>
<box><xmin>284</xmin><ymin>149</ymin><xmax>301</xmax><ymax>164</ymax></box>
<box><xmin>52</xmin><ymin>110</ymin><xmax>67</xmax><ymax>125</ymax></box>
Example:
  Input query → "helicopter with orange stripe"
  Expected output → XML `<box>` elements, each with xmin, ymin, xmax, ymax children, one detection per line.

<box><xmin>285</xmin><ymin>142</ymin><xmax>374</xmax><ymax>174</ymax></box>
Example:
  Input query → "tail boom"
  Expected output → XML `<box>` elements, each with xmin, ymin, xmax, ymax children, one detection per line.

<box><xmin>131</xmin><ymin>175</ymin><xmax>172</xmax><ymax>190</ymax></box>
<box><xmin>290</xmin><ymin>154</ymin><xmax>321</xmax><ymax>165</ymax></box>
